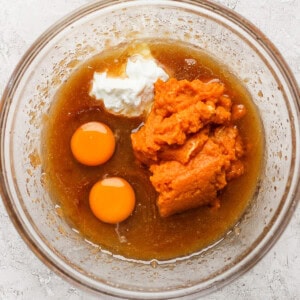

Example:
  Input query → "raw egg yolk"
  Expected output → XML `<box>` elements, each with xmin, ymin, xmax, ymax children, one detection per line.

<box><xmin>70</xmin><ymin>121</ymin><xmax>115</xmax><ymax>166</ymax></box>
<box><xmin>89</xmin><ymin>177</ymin><xmax>136</xmax><ymax>224</ymax></box>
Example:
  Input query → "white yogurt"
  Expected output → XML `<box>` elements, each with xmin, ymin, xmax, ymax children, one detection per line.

<box><xmin>89</xmin><ymin>55</ymin><xmax>169</xmax><ymax>116</ymax></box>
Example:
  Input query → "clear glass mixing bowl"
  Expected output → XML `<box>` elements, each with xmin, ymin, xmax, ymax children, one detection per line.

<box><xmin>0</xmin><ymin>0</ymin><xmax>299</xmax><ymax>299</ymax></box>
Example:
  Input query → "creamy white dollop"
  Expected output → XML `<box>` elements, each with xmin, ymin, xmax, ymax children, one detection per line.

<box><xmin>89</xmin><ymin>55</ymin><xmax>169</xmax><ymax>116</ymax></box>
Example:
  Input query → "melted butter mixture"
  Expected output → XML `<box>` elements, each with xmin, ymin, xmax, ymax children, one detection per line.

<box><xmin>42</xmin><ymin>40</ymin><xmax>263</xmax><ymax>261</ymax></box>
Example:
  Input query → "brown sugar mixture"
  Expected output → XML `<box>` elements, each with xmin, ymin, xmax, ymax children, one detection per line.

<box><xmin>43</xmin><ymin>40</ymin><xmax>263</xmax><ymax>261</ymax></box>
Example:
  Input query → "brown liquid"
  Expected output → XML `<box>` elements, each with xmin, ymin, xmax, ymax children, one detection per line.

<box><xmin>42</xmin><ymin>40</ymin><xmax>263</xmax><ymax>261</ymax></box>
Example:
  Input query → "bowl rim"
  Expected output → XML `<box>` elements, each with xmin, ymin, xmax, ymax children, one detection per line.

<box><xmin>0</xmin><ymin>0</ymin><xmax>299</xmax><ymax>298</ymax></box>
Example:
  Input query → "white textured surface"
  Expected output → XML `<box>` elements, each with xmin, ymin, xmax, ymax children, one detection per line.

<box><xmin>0</xmin><ymin>0</ymin><xmax>299</xmax><ymax>299</ymax></box>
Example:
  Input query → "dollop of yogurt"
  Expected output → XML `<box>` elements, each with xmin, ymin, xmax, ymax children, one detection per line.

<box><xmin>89</xmin><ymin>55</ymin><xmax>169</xmax><ymax>116</ymax></box>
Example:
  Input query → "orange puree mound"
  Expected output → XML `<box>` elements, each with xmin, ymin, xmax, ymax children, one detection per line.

<box><xmin>131</xmin><ymin>78</ymin><xmax>246</xmax><ymax>217</ymax></box>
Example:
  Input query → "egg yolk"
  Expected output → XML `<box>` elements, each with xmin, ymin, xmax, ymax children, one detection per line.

<box><xmin>89</xmin><ymin>177</ymin><xmax>136</xmax><ymax>224</ymax></box>
<box><xmin>70</xmin><ymin>121</ymin><xmax>115</xmax><ymax>166</ymax></box>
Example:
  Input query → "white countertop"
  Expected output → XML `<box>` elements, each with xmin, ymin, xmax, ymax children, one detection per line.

<box><xmin>0</xmin><ymin>0</ymin><xmax>299</xmax><ymax>299</ymax></box>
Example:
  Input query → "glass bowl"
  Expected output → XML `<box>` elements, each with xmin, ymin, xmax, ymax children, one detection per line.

<box><xmin>0</xmin><ymin>0</ymin><xmax>299</xmax><ymax>298</ymax></box>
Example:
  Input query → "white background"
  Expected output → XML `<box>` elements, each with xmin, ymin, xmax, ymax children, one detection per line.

<box><xmin>0</xmin><ymin>0</ymin><xmax>299</xmax><ymax>299</ymax></box>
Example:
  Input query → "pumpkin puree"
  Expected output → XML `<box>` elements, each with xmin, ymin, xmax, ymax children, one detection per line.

<box><xmin>131</xmin><ymin>78</ymin><xmax>246</xmax><ymax>217</ymax></box>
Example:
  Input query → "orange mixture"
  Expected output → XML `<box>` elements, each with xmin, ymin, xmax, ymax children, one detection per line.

<box><xmin>44</xmin><ymin>40</ymin><xmax>263</xmax><ymax>260</ymax></box>
<box><xmin>132</xmin><ymin>78</ymin><xmax>246</xmax><ymax>217</ymax></box>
